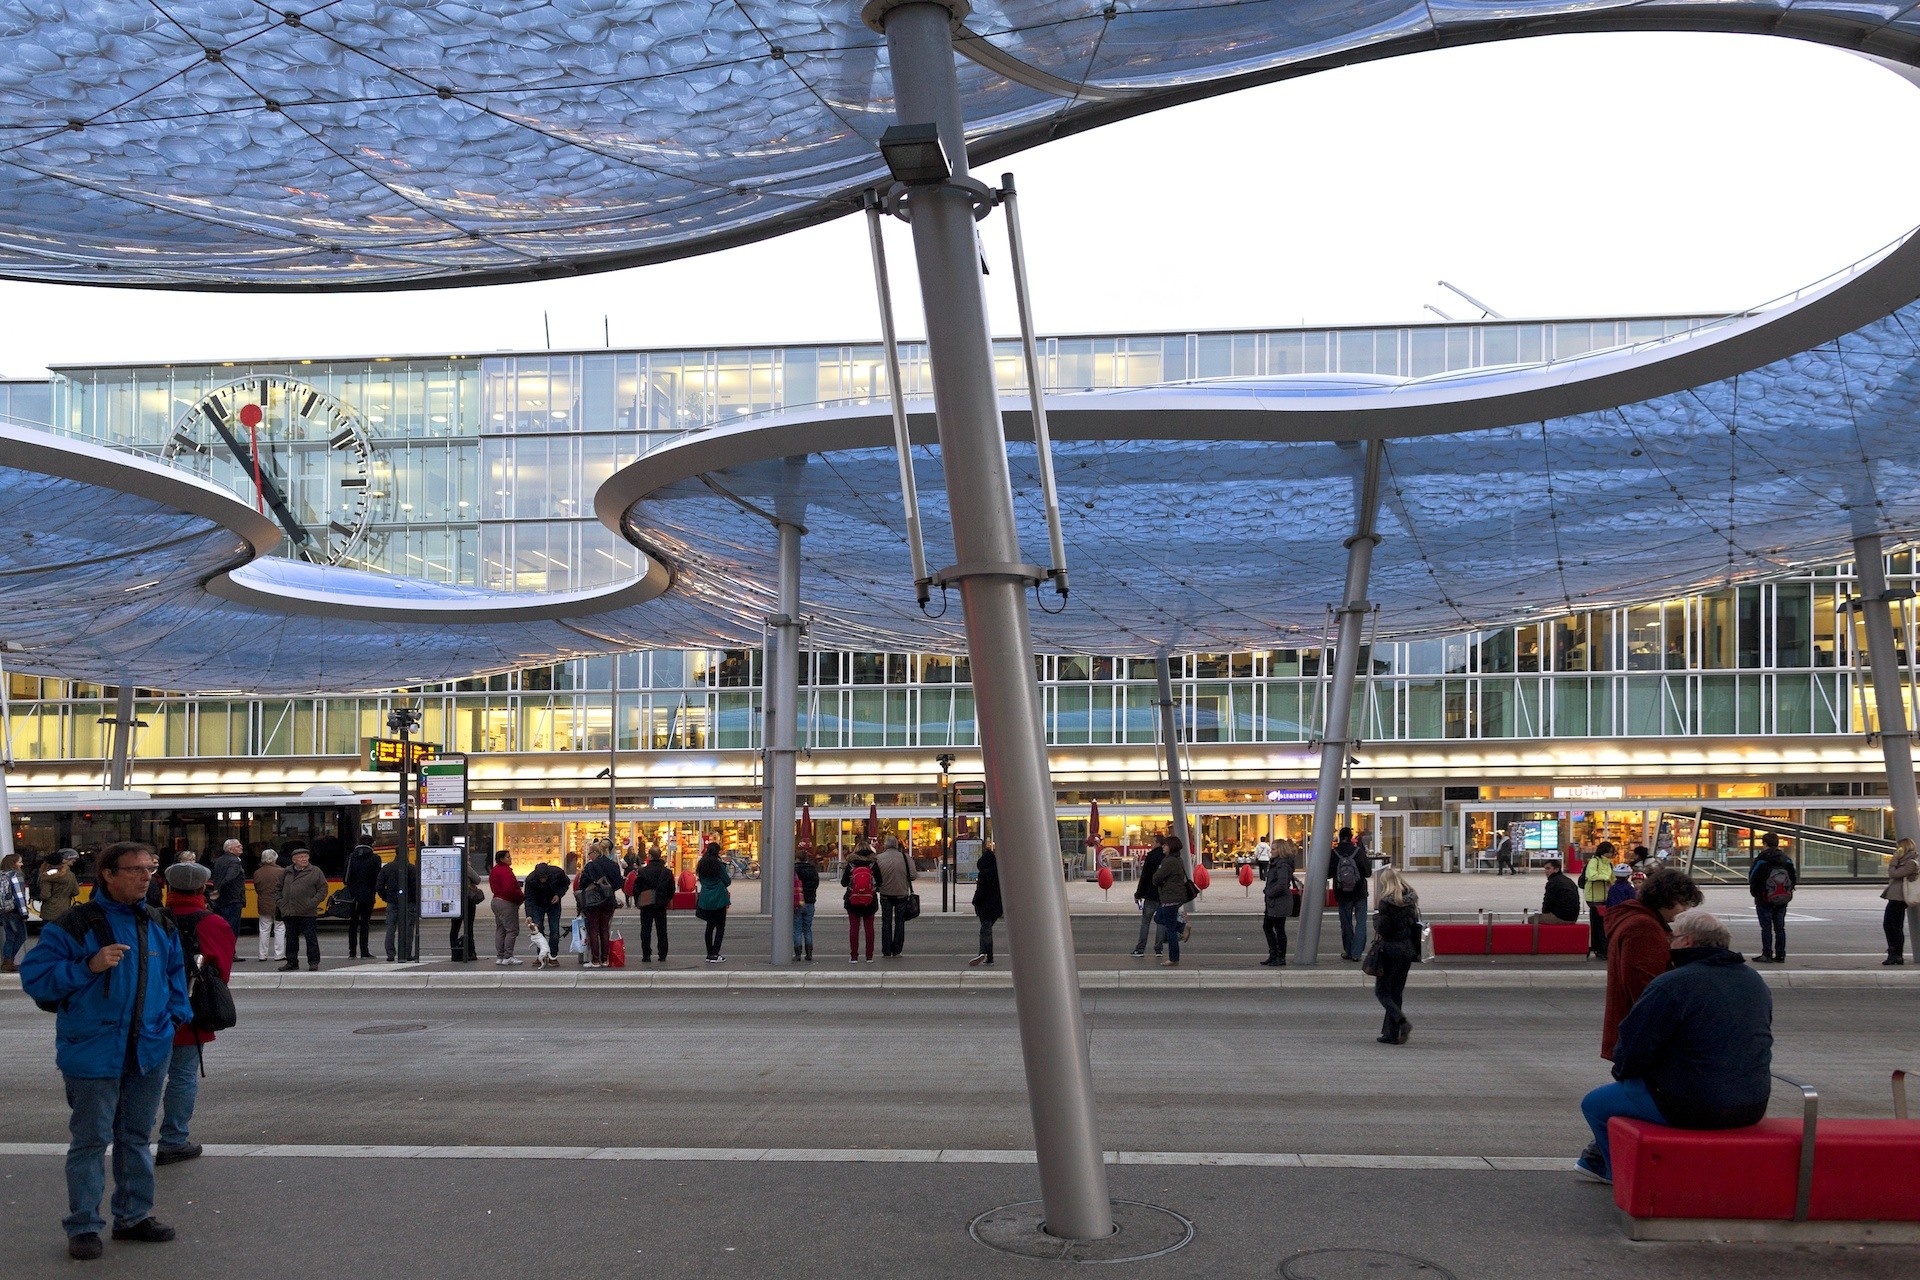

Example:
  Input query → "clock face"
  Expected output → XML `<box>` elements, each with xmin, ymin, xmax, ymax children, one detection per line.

<box><xmin>162</xmin><ymin>376</ymin><xmax>380</xmax><ymax>566</ymax></box>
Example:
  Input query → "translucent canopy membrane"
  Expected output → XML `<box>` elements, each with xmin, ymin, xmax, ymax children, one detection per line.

<box><xmin>617</xmin><ymin>295</ymin><xmax>1920</xmax><ymax>655</ymax></box>
<box><xmin>4</xmin><ymin>1</ymin><xmax>1920</xmax><ymax>288</ymax></box>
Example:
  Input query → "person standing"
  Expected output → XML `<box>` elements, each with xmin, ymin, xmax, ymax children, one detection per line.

<box><xmin>206</xmin><ymin>839</ymin><xmax>247</xmax><ymax>954</ymax></box>
<box><xmin>1747</xmin><ymin>833</ymin><xmax>1799</xmax><ymax>964</ymax></box>
<box><xmin>970</xmin><ymin>843</ymin><xmax>1002</xmax><ymax>966</ymax></box>
<box><xmin>376</xmin><ymin>853</ymin><xmax>419</xmax><ymax>963</ymax></box>
<box><xmin>488</xmin><ymin>851</ymin><xmax>525</xmax><ymax>965</ymax></box>
<box><xmin>1604</xmin><ymin>863</ymin><xmax>1636</xmax><ymax>911</ymax></box>
<box><xmin>1494</xmin><ymin>834</ymin><xmax>1516</xmax><ymax>876</ymax></box>
<box><xmin>1534</xmin><ymin>859</ymin><xmax>1581</xmax><ymax>925</ymax></box>
<box><xmin>1130</xmin><ymin>835</ymin><xmax>1166</xmax><ymax>959</ymax></box>
<box><xmin>1261</xmin><ymin>843</ymin><xmax>1298</xmax><ymax>966</ymax></box>
<box><xmin>875</xmin><ymin>835</ymin><xmax>916</xmax><ymax>959</ymax></box>
<box><xmin>156</xmin><ymin>861</ymin><xmax>235</xmax><ymax>1166</ymax></box>
<box><xmin>1371</xmin><ymin>867</ymin><xmax>1422</xmax><ymax>1044</ymax></box>
<box><xmin>38</xmin><ymin>849</ymin><xmax>81</xmax><ymax>924</ymax></box>
<box><xmin>1883</xmin><ymin>836</ymin><xmax>1920</xmax><ymax>966</ymax></box>
<box><xmin>344</xmin><ymin>843</ymin><xmax>381</xmax><ymax>960</ymax></box>
<box><xmin>842</xmin><ymin>841</ymin><xmax>881</xmax><ymax>963</ymax></box>
<box><xmin>694</xmin><ymin>840</ymin><xmax>732</xmax><ymax>964</ymax></box>
<box><xmin>521</xmin><ymin>858</ymin><xmax>569</xmax><ymax>967</ymax></box>
<box><xmin>0</xmin><ymin>852</ymin><xmax>29</xmax><ymax>973</ymax></box>
<box><xmin>1601</xmin><ymin>867</ymin><xmax>1703</xmax><ymax>1060</ymax></box>
<box><xmin>635</xmin><ymin>849</ymin><xmax>674</xmax><ymax>964</ymax></box>
<box><xmin>577</xmin><ymin>839</ymin><xmax>623</xmax><ymax>968</ymax></box>
<box><xmin>20</xmin><ymin>841</ymin><xmax>189</xmax><ymax>1260</ymax></box>
<box><xmin>1580</xmin><ymin>840</ymin><xmax>1617</xmax><ymax>958</ymax></box>
<box><xmin>1151</xmin><ymin>837</ymin><xmax>1192</xmax><ymax>967</ymax></box>
<box><xmin>793</xmin><ymin>849</ymin><xmax>820</xmax><ymax>962</ymax></box>
<box><xmin>276</xmin><ymin>848</ymin><xmax>329</xmax><ymax>972</ymax></box>
<box><xmin>251</xmin><ymin>849</ymin><xmax>285</xmax><ymax>964</ymax></box>
<box><xmin>1330</xmin><ymin>828</ymin><xmax>1370</xmax><ymax>962</ymax></box>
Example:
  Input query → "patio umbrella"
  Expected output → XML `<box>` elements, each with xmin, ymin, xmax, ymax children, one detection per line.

<box><xmin>799</xmin><ymin>803</ymin><xmax>813</xmax><ymax>855</ymax></box>
<box><xmin>867</xmin><ymin>802</ymin><xmax>879</xmax><ymax>843</ymax></box>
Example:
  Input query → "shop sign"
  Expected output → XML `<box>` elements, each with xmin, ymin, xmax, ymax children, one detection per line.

<box><xmin>652</xmin><ymin>796</ymin><xmax>716</xmax><ymax>809</ymax></box>
<box><xmin>1552</xmin><ymin>784</ymin><xmax>1624</xmax><ymax>801</ymax></box>
<box><xmin>1265</xmin><ymin>788</ymin><xmax>1317</xmax><ymax>803</ymax></box>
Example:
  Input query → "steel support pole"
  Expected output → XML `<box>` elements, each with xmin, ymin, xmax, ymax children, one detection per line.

<box><xmin>1854</xmin><ymin>535</ymin><xmax>1920</xmax><ymax>841</ymax></box>
<box><xmin>1297</xmin><ymin>440</ymin><xmax>1385</xmax><ymax>966</ymax></box>
<box><xmin>874</xmin><ymin>0</ymin><xmax>1112</xmax><ymax>1239</ymax></box>
<box><xmin>107</xmin><ymin>685</ymin><xmax>134</xmax><ymax>791</ymax></box>
<box><xmin>0</xmin><ymin>648</ymin><xmax>15</xmax><ymax>864</ymax></box>
<box><xmin>1154</xmin><ymin>655</ymin><xmax>1192</xmax><ymax>876</ymax></box>
<box><xmin>765</xmin><ymin>521</ymin><xmax>802</xmax><ymax>965</ymax></box>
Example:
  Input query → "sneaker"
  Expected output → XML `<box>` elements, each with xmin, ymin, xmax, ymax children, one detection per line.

<box><xmin>68</xmin><ymin>1233</ymin><xmax>103</xmax><ymax>1260</ymax></box>
<box><xmin>111</xmin><ymin>1218</ymin><xmax>176</xmax><ymax>1243</ymax></box>
<box><xmin>154</xmin><ymin>1143</ymin><xmax>202</xmax><ymax>1166</ymax></box>
<box><xmin>507</xmin><ymin>957</ymin><xmax>523</xmax><ymax>965</ymax></box>
<box><xmin>850</xmin><ymin>957</ymin><xmax>860</xmax><ymax>964</ymax></box>
<box><xmin>278</xmin><ymin>963</ymin><xmax>299</xmax><ymax>972</ymax></box>
<box><xmin>1573</xmin><ymin>1152</ymin><xmax>1612</xmax><ymax>1184</ymax></box>
<box><xmin>1128</xmin><ymin>949</ymin><xmax>1145</xmax><ymax>959</ymax></box>
<box><xmin>968</xmin><ymin>954</ymin><xmax>988</xmax><ymax>967</ymax></box>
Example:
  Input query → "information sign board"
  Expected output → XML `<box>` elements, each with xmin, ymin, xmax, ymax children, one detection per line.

<box><xmin>953</xmin><ymin>782</ymin><xmax>987</xmax><ymax>815</ymax></box>
<box><xmin>364</xmin><ymin>736</ymin><xmax>435</xmax><ymax>772</ymax></box>
<box><xmin>420</xmin><ymin>758</ymin><xmax>467</xmax><ymax>807</ymax></box>
<box><xmin>417</xmin><ymin>846</ymin><xmax>464</xmax><ymax>918</ymax></box>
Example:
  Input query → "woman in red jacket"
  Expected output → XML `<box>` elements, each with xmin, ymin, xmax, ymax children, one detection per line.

<box><xmin>488</xmin><ymin>851</ymin><xmax>526</xmax><ymax>966</ymax></box>
<box><xmin>157</xmin><ymin>861</ymin><xmax>235</xmax><ymax>1166</ymax></box>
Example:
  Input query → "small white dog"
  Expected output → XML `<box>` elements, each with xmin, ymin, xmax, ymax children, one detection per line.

<box><xmin>528</xmin><ymin>926</ymin><xmax>554</xmax><ymax>968</ymax></box>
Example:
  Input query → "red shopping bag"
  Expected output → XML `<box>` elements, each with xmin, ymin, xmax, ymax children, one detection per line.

<box><xmin>607</xmin><ymin>934</ymin><xmax>627</xmax><ymax>969</ymax></box>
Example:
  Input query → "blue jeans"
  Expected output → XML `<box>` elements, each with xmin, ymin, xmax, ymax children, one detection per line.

<box><xmin>530</xmin><ymin>902</ymin><xmax>563</xmax><ymax>959</ymax></box>
<box><xmin>1756</xmin><ymin>902</ymin><xmax>1787</xmax><ymax>959</ymax></box>
<box><xmin>63</xmin><ymin>1063</ymin><xmax>168</xmax><ymax>1236</ymax></box>
<box><xmin>1337</xmin><ymin>896</ymin><xmax>1368</xmax><ymax>959</ymax></box>
<box><xmin>792</xmin><ymin>903</ymin><xmax>816</xmax><ymax>950</ymax></box>
<box><xmin>1154</xmin><ymin>905</ymin><xmax>1183</xmax><ymax>963</ymax></box>
<box><xmin>1</xmin><ymin>911</ymin><xmax>24</xmax><ymax>963</ymax></box>
<box><xmin>1580</xmin><ymin>1078</ymin><xmax>1667</xmax><ymax>1177</ymax></box>
<box><xmin>159</xmin><ymin>1042</ymin><xmax>200</xmax><ymax>1151</ymax></box>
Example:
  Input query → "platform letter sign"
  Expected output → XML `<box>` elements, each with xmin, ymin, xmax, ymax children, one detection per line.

<box><xmin>417</xmin><ymin>847</ymin><xmax>464</xmax><ymax>918</ymax></box>
<box><xmin>420</xmin><ymin>759</ymin><xmax>467</xmax><ymax>807</ymax></box>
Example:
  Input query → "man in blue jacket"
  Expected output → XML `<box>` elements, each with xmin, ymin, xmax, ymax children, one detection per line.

<box><xmin>20</xmin><ymin>840</ymin><xmax>191</xmax><ymax>1261</ymax></box>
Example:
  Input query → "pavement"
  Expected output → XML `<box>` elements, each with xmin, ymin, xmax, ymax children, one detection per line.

<box><xmin>1</xmin><ymin>984</ymin><xmax>1917</xmax><ymax>1275</ymax></box>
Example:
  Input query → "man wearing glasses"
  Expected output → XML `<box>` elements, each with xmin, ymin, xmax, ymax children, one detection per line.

<box><xmin>20</xmin><ymin>841</ymin><xmax>191</xmax><ymax>1261</ymax></box>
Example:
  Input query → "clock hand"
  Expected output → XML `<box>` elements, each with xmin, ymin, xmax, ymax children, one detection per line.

<box><xmin>201</xmin><ymin>398</ymin><xmax>312</xmax><ymax>551</ymax></box>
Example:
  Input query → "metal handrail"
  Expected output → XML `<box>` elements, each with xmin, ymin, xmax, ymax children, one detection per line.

<box><xmin>1771</xmin><ymin>1072</ymin><xmax>1818</xmax><ymax>1223</ymax></box>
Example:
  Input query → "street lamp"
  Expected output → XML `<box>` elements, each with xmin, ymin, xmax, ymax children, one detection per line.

<box><xmin>936</xmin><ymin>753</ymin><xmax>956</xmax><ymax>912</ymax></box>
<box><xmin>387</xmin><ymin>705</ymin><xmax>421</xmax><ymax>961</ymax></box>
<box><xmin>879</xmin><ymin>122</ymin><xmax>952</xmax><ymax>185</ymax></box>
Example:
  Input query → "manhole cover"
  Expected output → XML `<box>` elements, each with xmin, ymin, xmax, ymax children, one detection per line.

<box><xmin>351</xmin><ymin>1023</ymin><xmax>429</xmax><ymax>1036</ymax></box>
<box><xmin>970</xmin><ymin>1200</ymin><xmax>1194</xmax><ymax>1263</ymax></box>
<box><xmin>1280</xmin><ymin>1249</ymin><xmax>1457</xmax><ymax>1280</ymax></box>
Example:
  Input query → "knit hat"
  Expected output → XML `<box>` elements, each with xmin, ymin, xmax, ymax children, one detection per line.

<box><xmin>165</xmin><ymin>861</ymin><xmax>212</xmax><ymax>893</ymax></box>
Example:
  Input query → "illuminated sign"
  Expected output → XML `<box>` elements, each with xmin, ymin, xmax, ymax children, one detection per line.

<box><xmin>1552</xmin><ymin>784</ymin><xmax>1625</xmax><ymax>801</ymax></box>
<box><xmin>652</xmin><ymin>796</ymin><xmax>717</xmax><ymax>810</ymax></box>
<box><xmin>364</xmin><ymin>736</ymin><xmax>435</xmax><ymax>772</ymax></box>
<box><xmin>1266</xmin><ymin>788</ymin><xmax>1318</xmax><ymax>803</ymax></box>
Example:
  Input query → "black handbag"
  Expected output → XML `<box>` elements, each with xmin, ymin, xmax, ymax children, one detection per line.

<box><xmin>1289</xmin><ymin>876</ymin><xmax>1303</xmax><ymax>918</ymax></box>
<box><xmin>902</xmin><ymin>892</ymin><xmax>922</xmax><ymax>922</ymax></box>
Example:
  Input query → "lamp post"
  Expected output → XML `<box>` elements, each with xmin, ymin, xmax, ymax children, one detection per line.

<box><xmin>388</xmin><ymin>704</ymin><xmax>421</xmax><ymax>962</ymax></box>
<box><xmin>937</xmin><ymin>753</ymin><xmax>955</xmax><ymax>911</ymax></box>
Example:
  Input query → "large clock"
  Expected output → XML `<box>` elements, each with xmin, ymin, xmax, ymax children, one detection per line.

<box><xmin>162</xmin><ymin>376</ymin><xmax>380</xmax><ymax>566</ymax></box>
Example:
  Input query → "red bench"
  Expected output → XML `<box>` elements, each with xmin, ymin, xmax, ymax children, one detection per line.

<box><xmin>1610</xmin><ymin>1072</ymin><xmax>1920</xmax><ymax>1242</ymax></box>
<box><xmin>1428</xmin><ymin>921</ymin><xmax>1587</xmax><ymax>956</ymax></box>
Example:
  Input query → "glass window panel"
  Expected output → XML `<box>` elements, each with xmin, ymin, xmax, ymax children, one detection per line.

<box><xmin>1738</xmin><ymin>586</ymin><xmax>1764</xmax><ymax>669</ymax></box>
<box><xmin>1702</xmin><ymin>592</ymin><xmax>1734</xmax><ymax>669</ymax></box>
<box><xmin>1553</xmin><ymin>677</ymin><xmax>1588</xmax><ymax>736</ymax></box>
<box><xmin>1407</xmin><ymin>680</ymin><xmax>1441</xmax><ymax>739</ymax></box>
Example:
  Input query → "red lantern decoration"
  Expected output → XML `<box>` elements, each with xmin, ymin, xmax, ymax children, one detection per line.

<box><xmin>1237</xmin><ymin>864</ymin><xmax>1254</xmax><ymax>888</ymax></box>
<box><xmin>1192</xmin><ymin>864</ymin><xmax>1212</xmax><ymax>891</ymax></box>
<box><xmin>1096</xmin><ymin>866</ymin><xmax>1114</xmax><ymax>891</ymax></box>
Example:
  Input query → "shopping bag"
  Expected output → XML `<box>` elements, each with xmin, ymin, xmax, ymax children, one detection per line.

<box><xmin>568</xmin><ymin>916</ymin><xmax>588</xmax><ymax>955</ymax></box>
<box><xmin>1417</xmin><ymin>924</ymin><xmax>1434</xmax><ymax>964</ymax></box>
<box><xmin>607</xmin><ymin>933</ymin><xmax>626</xmax><ymax>969</ymax></box>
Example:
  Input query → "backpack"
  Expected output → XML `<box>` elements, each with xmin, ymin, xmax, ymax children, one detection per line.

<box><xmin>1334</xmin><ymin>848</ymin><xmax>1363</xmax><ymax>894</ymax></box>
<box><xmin>1762</xmin><ymin>862</ymin><xmax>1795</xmax><ymax>907</ymax></box>
<box><xmin>177</xmin><ymin>911</ymin><xmax>239</xmax><ymax>1033</ymax></box>
<box><xmin>847</xmin><ymin>864</ymin><xmax>876</xmax><ymax>908</ymax></box>
<box><xmin>31</xmin><ymin>901</ymin><xmax>175</xmax><ymax>1014</ymax></box>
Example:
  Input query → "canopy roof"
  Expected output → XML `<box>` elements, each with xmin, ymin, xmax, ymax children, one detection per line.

<box><xmin>5</xmin><ymin>1</ymin><xmax>1920</xmax><ymax>289</ymax></box>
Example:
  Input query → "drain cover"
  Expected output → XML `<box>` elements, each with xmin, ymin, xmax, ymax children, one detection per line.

<box><xmin>1280</xmin><ymin>1249</ymin><xmax>1458</xmax><ymax>1279</ymax></box>
<box><xmin>970</xmin><ymin>1200</ymin><xmax>1194</xmax><ymax>1264</ymax></box>
<box><xmin>351</xmin><ymin>1023</ymin><xmax>429</xmax><ymax>1036</ymax></box>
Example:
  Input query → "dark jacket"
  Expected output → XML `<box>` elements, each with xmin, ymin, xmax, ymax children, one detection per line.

<box><xmin>1602</xmin><ymin>900</ymin><xmax>1672</xmax><ymax>1060</ymax></box>
<box><xmin>841</xmin><ymin>853</ymin><xmax>881</xmax><ymax>916</ymax></box>
<box><xmin>1330</xmin><ymin>840</ymin><xmax>1370</xmax><ymax>903</ymax></box>
<box><xmin>1612</xmin><ymin>946</ymin><xmax>1773</xmax><ymax>1129</ymax></box>
<box><xmin>1540</xmin><ymin>871</ymin><xmax>1581</xmax><ymax>922</ymax></box>
<box><xmin>375</xmin><ymin>858</ymin><xmax>419</xmax><ymax>909</ymax></box>
<box><xmin>208</xmin><ymin>851</ymin><xmax>247</xmax><ymax>910</ymax></box>
<box><xmin>1605</xmin><ymin>879</ymin><xmax>1637</xmax><ymax>910</ymax></box>
<box><xmin>795</xmin><ymin>859</ymin><xmax>820</xmax><ymax>906</ymax></box>
<box><xmin>523</xmin><ymin>862</ymin><xmax>568</xmax><ymax>910</ymax></box>
<box><xmin>1373</xmin><ymin>895</ymin><xmax>1422</xmax><ymax>961</ymax></box>
<box><xmin>1262</xmin><ymin>855</ymin><xmax>1297</xmax><ymax>918</ymax></box>
<box><xmin>972</xmin><ymin>848</ymin><xmax>1002</xmax><ymax>922</ymax></box>
<box><xmin>19</xmin><ymin>895</ymin><xmax>191</xmax><ymax>1079</ymax></box>
<box><xmin>1135</xmin><ymin>848</ymin><xmax>1165</xmax><ymax>904</ymax></box>
<box><xmin>1748</xmin><ymin>849</ymin><xmax>1799</xmax><ymax>904</ymax></box>
<box><xmin>278</xmin><ymin>864</ymin><xmax>331</xmax><ymax>917</ymax></box>
<box><xmin>1152</xmin><ymin>852</ymin><xmax>1191</xmax><ymax>908</ymax></box>
<box><xmin>346</xmin><ymin>846</ymin><xmax>382</xmax><ymax>906</ymax></box>
<box><xmin>636</xmin><ymin>859</ymin><xmax>675</xmax><ymax>908</ymax></box>
<box><xmin>582</xmin><ymin>854</ymin><xmax>624</xmax><ymax>907</ymax></box>
<box><xmin>252</xmin><ymin>862</ymin><xmax>286</xmax><ymax>918</ymax></box>
<box><xmin>694</xmin><ymin>852</ymin><xmax>732</xmax><ymax>912</ymax></box>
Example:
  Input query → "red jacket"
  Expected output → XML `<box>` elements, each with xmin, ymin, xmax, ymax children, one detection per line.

<box><xmin>1601</xmin><ymin>899</ymin><xmax>1671</xmax><ymax>1060</ymax></box>
<box><xmin>167</xmin><ymin>892</ymin><xmax>235</xmax><ymax>1047</ymax></box>
<box><xmin>489</xmin><ymin>864</ymin><xmax>525</xmax><ymax>905</ymax></box>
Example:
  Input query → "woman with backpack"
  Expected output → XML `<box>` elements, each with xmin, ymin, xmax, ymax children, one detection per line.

<box><xmin>694</xmin><ymin>841</ymin><xmax>732</xmax><ymax>963</ymax></box>
<box><xmin>157</xmin><ymin>860</ymin><xmax>235</xmax><ymax>1166</ymax></box>
<box><xmin>1260</xmin><ymin>844</ymin><xmax>1298</xmax><ymax>966</ymax></box>
<box><xmin>970</xmin><ymin>843</ymin><xmax>1002</xmax><ymax>966</ymax></box>
<box><xmin>842</xmin><ymin>841</ymin><xmax>881</xmax><ymax>963</ymax></box>
<box><xmin>1369</xmin><ymin>867</ymin><xmax>1422</xmax><ymax>1045</ymax></box>
<box><xmin>577</xmin><ymin>840</ymin><xmax>624</xmax><ymax>969</ymax></box>
<box><xmin>1580</xmin><ymin>840</ymin><xmax>1617</xmax><ymax>958</ymax></box>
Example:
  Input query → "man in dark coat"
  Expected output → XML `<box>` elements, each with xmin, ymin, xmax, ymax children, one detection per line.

<box><xmin>1130</xmin><ymin>836</ymin><xmax>1166</xmax><ymax>958</ymax></box>
<box><xmin>1747</xmin><ymin>833</ymin><xmax>1799</xmax><ymax>964</ymax></box>
<box><xmin>1577</xmin><ymin>908</ymin><xmax>1772</xmax><ymax>1182</ymax></box>
<box><xmin>970</xmin><ymin>844</ymin><xmax>1003</xmax><ymax>966</ymax></box>
<box><xmin>344</xmin><ymin>844</ymin><xmax>381</xmax><ymax>959</ymax></box>
<box><xmin>206</xmin><ymin>840</ymin><xmax>248</xmax><ymax>951</ymax></box>
<box><xmin>1536</xmin><ymin>859</ymin><xmax>1581</xmax><ymax>924</ymax></box>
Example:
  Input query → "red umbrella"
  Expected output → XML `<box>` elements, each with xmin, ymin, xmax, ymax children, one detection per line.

<box><xmin>1086</xmin><ymin>799</ymin><xmax>1102</xmax><ymax>849</ymax></box>
<box><xmin>798</xmin><ymin>803</ymin><xmax>813</xmax><ymax>855</ymax></box>
<box><xmin>866</xmin><ymin>801</ymin><xmax>879</xmax><ymax>843</ymax></box>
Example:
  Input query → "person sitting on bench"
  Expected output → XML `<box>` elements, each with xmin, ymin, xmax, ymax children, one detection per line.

<box><xmin>1575</xmin><ymin>909</ymin><xmax>1773</xmax><ymax>1183</ymax></box>
<box><xmin>1533</xmin><ymin>859</ymin><xmax>1581</xmax><ymax>925</ymax></box>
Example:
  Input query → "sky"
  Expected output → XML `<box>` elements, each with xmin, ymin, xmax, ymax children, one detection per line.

<box><xmin>1</xmin><ymin>31</ymin><xmax>1917</xmax><ymax>377</ymax></box>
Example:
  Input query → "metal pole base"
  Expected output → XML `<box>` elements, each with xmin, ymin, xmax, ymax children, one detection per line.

<box><xmin>970</xmin><ymin>1200</ymin><xmax>1194</xmax><ymax>1263</ymax></box>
